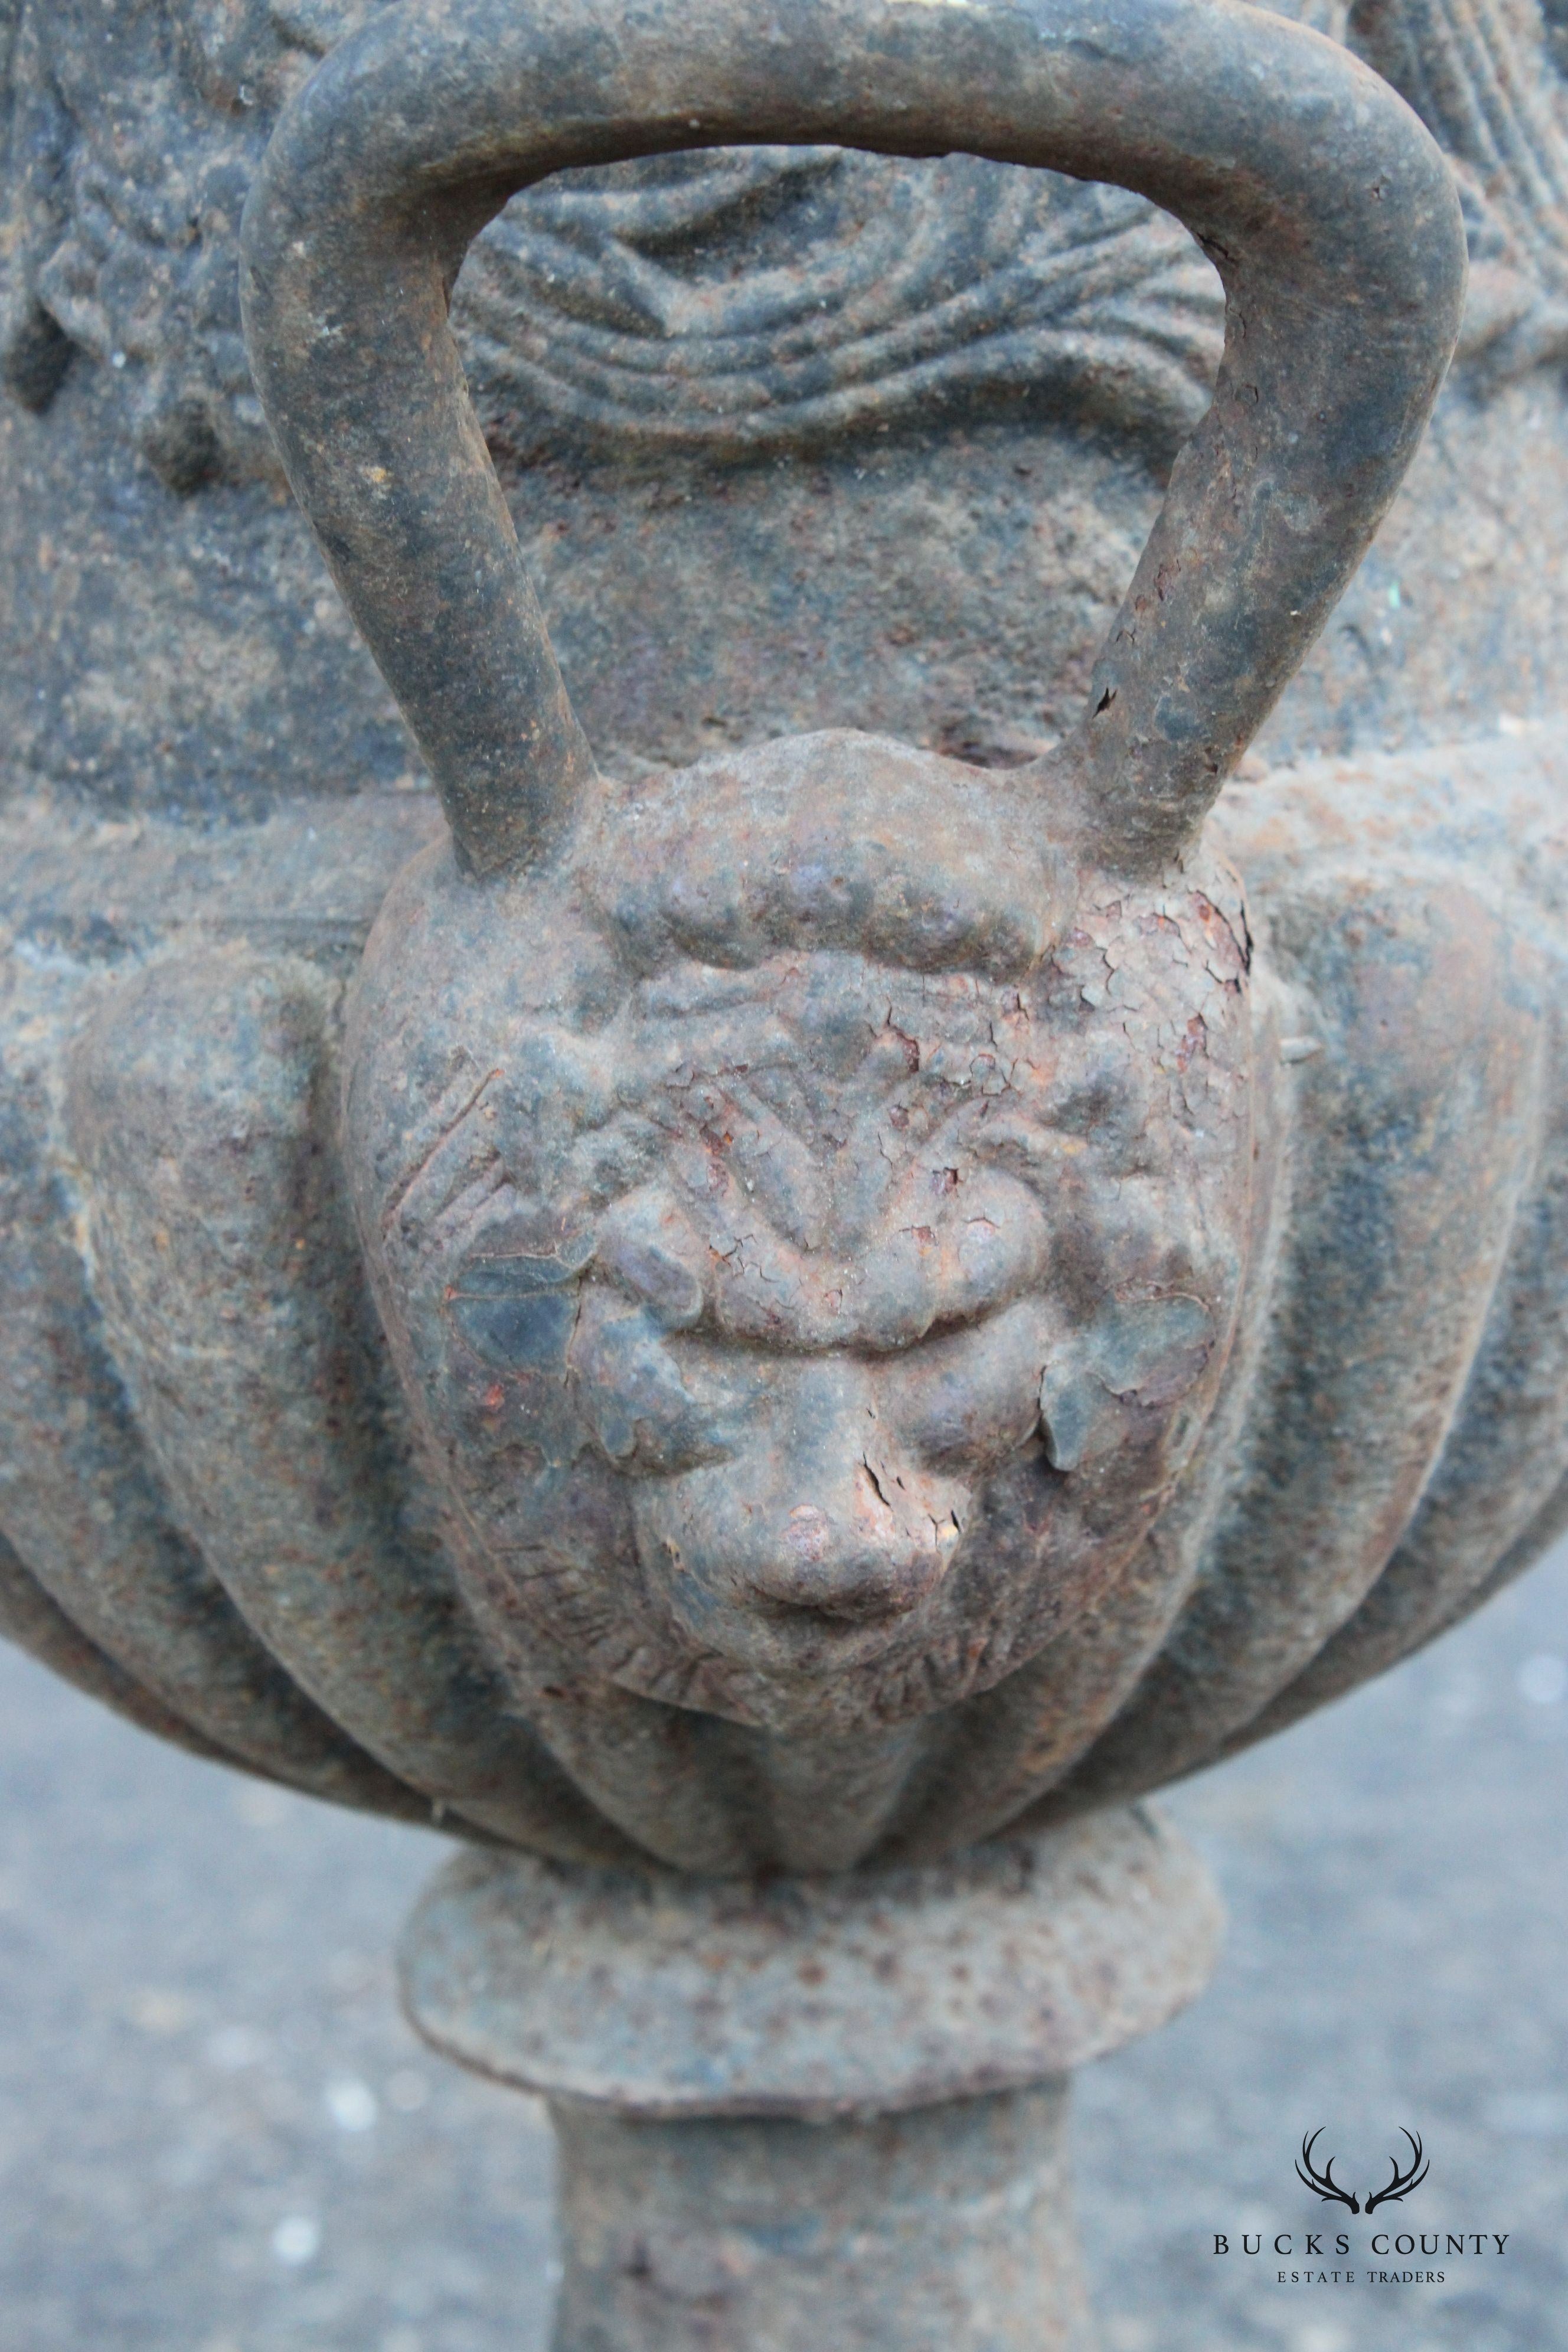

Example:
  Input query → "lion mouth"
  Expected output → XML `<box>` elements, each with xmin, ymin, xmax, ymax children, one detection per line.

<box><xmin>658</xmin><ymin>1577</ymin><xmax>949</xmax><ymax>1688</ymax></box>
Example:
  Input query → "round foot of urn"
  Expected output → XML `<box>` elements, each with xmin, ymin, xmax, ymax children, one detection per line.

<box><xmin>548</xmin><ymin>2081</ymin><xmax>1089</xmax><ymax>2352</ymax></box>
<box><xmin>398</xmin><ymin>1805</ymin><xmax>1222</xmax><ymax>2350</ymax></box>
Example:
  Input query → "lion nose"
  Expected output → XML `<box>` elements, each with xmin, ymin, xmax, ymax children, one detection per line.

<box><xmin>743</xmin><ymin>1463</ymin><xmax>956</xmax><ymax>1622</ymax></box>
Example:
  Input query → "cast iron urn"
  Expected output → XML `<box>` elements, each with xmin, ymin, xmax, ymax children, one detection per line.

<box><xmin>3</xmin><ymin>0</ymin><xmax>1567</xmax><ymax>2343</ymax></box>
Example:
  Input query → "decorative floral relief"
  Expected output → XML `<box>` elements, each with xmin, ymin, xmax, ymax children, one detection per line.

<box><xmin>1354</xmin><ymin>0</ymin><xmax>1568</xmax><ymax>381</ymax></box>
<box><xmin>456</xmin><ymin>147</ymin><xmax>1225</xmax><ymax>460</ymax></box>
<box><xmin>5</xmin><ymin>0</ymin><xmax>1564</xmax><ymax>493</ymax></box>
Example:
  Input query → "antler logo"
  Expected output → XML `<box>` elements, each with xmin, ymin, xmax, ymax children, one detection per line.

<box><xmin>1296</xmin><ymin>2130</ymin><xmax>1361</xmax><ymax>2213</ymax></box>
<box><xmin>1365</xmin><ymin>2130</ymin><xmax>1430</xmax><ymax>2213</ymax></box>
<box><xmin>1296</xmin><ymin>2128</ymin><xmax>1430</xmax><ymax>2215</ymax></box>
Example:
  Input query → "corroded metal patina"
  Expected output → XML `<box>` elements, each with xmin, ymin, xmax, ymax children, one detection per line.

<box><xmin>2</xmin><ymin>0</ymin><xmax>1564</xmax><ymax>2340</ymax></box>
<box><xmin>8</xmin><ymin>0</ymin><xmax>1568</xmax><ymax>798</ymax></box>
<box><xmin>6</xmin><ymin>0</ymin><xmax>1495</xmax><ymax>1879</ymax></box>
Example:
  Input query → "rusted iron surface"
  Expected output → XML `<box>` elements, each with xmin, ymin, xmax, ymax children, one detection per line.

<box><xmin>7</xmin><ymin>0</ymin><xmax>1560</xmax><ymax>1887</ymax></box>
<box><xmin>547</xmin><ymin>2081</ymin><xmax>1093</xmax><ymax>2350</ymax></box>
<box><xmin>398</xmin><ymin>1801</ymin><xmax>1213</xmax><ymax>2344</ymax></box>
<box><xmin>398</xmin><ymin>1805</ymin><xmax>1222</xmax><ymax>2118</ymax></box>
<box><xmin>2</xmin><ymin>5</ymin><xmax>1564</xmax><ymax>2345</ymax></box>
<box><xmin>6</xmin><ymin>718</ymin><xmax>1562</xmax><ymax>1864</ymax></box>
<box><xmin>6</xmin><ymin>0</ymin><xmax>1568</xmax><ymax>811</ymax></box>
<box><xmin>238</xmin><ymin>0</ymin><xmax>1463</xmax><ymax>877</ymax></box>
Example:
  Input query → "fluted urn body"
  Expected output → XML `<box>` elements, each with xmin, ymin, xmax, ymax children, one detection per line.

<box><xmin>3</xmin><ymin>0</ymin><xmax>1568</xmax><ymax>1897</ymax></box>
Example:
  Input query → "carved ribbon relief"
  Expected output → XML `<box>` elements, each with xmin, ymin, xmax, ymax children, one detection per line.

<box><xmin>8</xmin><ymin>0</ymin><xmax>1568</xmax><ymax>487</ymax></box>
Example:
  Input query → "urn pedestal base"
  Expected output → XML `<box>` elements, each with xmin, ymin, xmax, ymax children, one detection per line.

<box><xmin>548</xmin><ymin>2081</ymin><xmax>1086</xmax><ymax>2352</ymax></box>
<box><xmin>398</xmin><ymin>1804</ymin><xmax>1221</xmax><ymax>2348</ymax></box>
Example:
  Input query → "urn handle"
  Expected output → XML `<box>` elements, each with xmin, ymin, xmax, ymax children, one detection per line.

<box><xmin>240</xmin><ymin>0</ymin><xmax>1464</xmax><ymax>878</ymax></box>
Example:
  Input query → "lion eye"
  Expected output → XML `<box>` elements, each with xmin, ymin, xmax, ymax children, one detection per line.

<box><xmin>596</xmin><ymin>1191</ymin><xmax>707</xmax><ymax>1330</ymax></box>
<box><xmin>446</xmin><ymin>1235</ymin><xmax>593</xmax><ymax>1371</ymax></box>
<box><xmin>602</xmin><ymin>1232</ymin><xmax>704</xmax><ymax>1329</ymax></box>
<box><xmin>571</xmin><ymin>1296</ymin><xmax>739</xmax><ymax>1475</ymax></box>
<box><xmin>451</xmin><ymin>1286</ymin><xmax>577</xmax><ymax>1371</ymax></box>
<box><xmin>1039</xmin><ymin>1295</ymin><xmax>1215</xmax><ymax>1469</ymax></box>
<box><xmin>890</xmin><ymin>1299</ymin><xmax>1053</xmax><ymax>1469</ymax></box>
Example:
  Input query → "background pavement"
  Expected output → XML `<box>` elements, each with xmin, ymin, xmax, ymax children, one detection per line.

<box><xmin>1</xmin><ymin>1541</ymin><xmax>1564</xmax><ymax>2352</ymax></box>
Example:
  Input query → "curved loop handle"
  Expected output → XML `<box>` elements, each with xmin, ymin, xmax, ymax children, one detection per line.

<box><xmin>240</xmin><ymin>0</ymin><xmax>1464</xmax><ymax>878</ymax></box>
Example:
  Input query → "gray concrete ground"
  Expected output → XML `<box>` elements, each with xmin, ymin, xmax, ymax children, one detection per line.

<box><xmin>0</xmin><ymin>1544</ymin><xmax>1564</xmax><ymax>2352</ymax></box>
